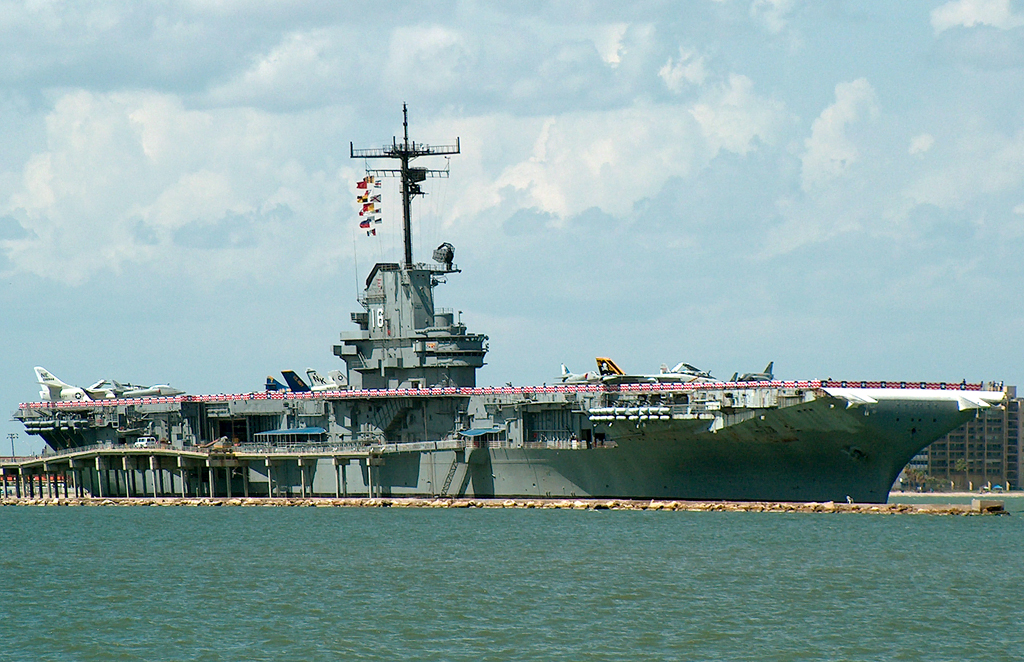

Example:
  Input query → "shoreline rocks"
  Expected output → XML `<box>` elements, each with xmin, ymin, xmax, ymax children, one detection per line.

<box><xmin>0</xmin><ymin>495</ymin><xmax>1007</xmax><ymax>514</ymax></box>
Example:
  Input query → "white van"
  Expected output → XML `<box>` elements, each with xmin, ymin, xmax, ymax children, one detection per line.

<box><xmin>134</xmin><ymin>436</ymin><xmax>157</xmax><ymax>448</ymax></box>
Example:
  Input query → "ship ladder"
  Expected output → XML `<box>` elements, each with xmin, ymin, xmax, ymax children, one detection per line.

<box><xmin>440</xmin><ymin>456</ymin><xmax>460</xmax><ymax>496</ymax></box>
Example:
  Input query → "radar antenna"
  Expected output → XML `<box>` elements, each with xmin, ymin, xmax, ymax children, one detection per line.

<box><xmin>350</xmin><ymin>104</ymin><xmax>460</xmax><ymax>269</ymax></box>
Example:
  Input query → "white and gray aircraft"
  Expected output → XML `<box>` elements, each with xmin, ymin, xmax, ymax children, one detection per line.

<box><xmin>104</xmin><ymin>380</ymin><xmax>185</xmax><ymax>398</ymax></box>
<box><xmin>34</xmin><ymin>367</ymin><xmax>184</xmax><ymax>402</ymax></box>
<box><xmin>306</xmin><ymin>368</ymin><xmax>347</xmax><ymax>391</ymax></box>
<box><xmin>560</xmin><ymin>364</ymin><xmax>601</xmax><ymax>383</ymax></box>
<box><xmin>653</xmin><ymin>362</ymin><xmax>716</xmax><ymax>383</ymax></box>
<box><xmin>560</xmin><ymin>358</ymin><xmax>716</xmax><ymax>384</ymax></box>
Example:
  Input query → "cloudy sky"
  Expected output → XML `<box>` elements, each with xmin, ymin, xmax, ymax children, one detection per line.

<box><xmin>3</xmin><ymin>0</ymin><xmax>1024</xmax><ymax>453</ymax></box>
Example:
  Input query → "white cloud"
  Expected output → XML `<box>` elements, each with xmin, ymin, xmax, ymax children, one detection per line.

<box><xmin>691</xmin><ymin>74</ymin><xmax>785</xmax><ymax>155</ymax></box>
<box><xmin>800</xmin><ymin>78</ymin><xmax>878</xmax><ymax>191</ymax></box>
<box><xmin>1</xmin><ymin>90</ymin><xmax>352</xmax><ymax>284</ymax></box>
<box><xmin>444</xmin><ymin>78</ymin><xmax>785</xmax><ymax>227</ymax></box>
<box><xmin>0</xmin><ymin>0</ymin><xmax>116</xmax><ymax>34</ymax></box>
<box><xmin>384</xmin><ymin>25</ymin><xmax>471</xmax><ymax>94</ymax></box>
<box><xmin>659</xmin><ymin>47</ymin><xmax>708</xmax><ymax>92</ymax></box>
<box><xmin>902</xmin><ymin>127</ymin><xmax>1024</xmax><ymax>209</ymax></box>
<box><xmin>750</xmin><ymin>0</ymin><xmax>799</xmax><ymax>34</ymax></box>
<box><xmin>206</xmin><ymin>29</ymin><xmax>342</xmax><ymax>107</ymax></box>
<box><xmin>909</xmin><ymin>133</ymin><xmax>935</xmax><ymax>155</ymax></box>
<box><xmin>593</xmin><ymin>22</ymin><xmax>629</xmax><ymax>66</ymax></box>
<box><xmin>931</xmin><ymin>0</ymin><xmax>1024</xmax><ymax>34</ymax></box>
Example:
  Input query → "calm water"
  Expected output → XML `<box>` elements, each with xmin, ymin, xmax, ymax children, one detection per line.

<box><xmin>1</xmin><ymin>507</ymin><xmax>1022</xmax><ymax>661</ymax></box>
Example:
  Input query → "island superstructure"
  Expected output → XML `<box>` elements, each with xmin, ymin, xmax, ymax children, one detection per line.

<box><xmin>337</xmin><ymin>107</ymin><xmax>485</xmax><ymax>391</ymax></box>
<box><xmin>9</xmin><ymin>107</ymin><xmax>1006</xmax><ymax>503</ymax></box>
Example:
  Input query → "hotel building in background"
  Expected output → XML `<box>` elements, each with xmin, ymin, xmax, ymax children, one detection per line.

<box><xmin>901</xmin><ymin>385</ymin><xmax>1020</xmax><ymax>491</ymax></box>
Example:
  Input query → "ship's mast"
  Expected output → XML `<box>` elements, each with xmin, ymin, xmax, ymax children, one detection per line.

<box><xmin>338</xmin><ymin>108</ymin><xmax>484</xmax><ymax>390</ymax></box>
<box><xmin>350</xmin><ymin>104</ymin><xmax>460</xmax><ymax>268</ymax></box>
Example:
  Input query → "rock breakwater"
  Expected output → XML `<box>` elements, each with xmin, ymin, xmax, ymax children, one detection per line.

<box><xmin>0</xmin><ymin>496</ymin><xmax>1007</xmax><ymax>514</ymax></box>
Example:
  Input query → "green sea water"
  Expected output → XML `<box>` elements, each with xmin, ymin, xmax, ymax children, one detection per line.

<box><xmin>1</xmin><ymin>507</ymin><xmax>1021</xmax><ymax>661</ymax></box>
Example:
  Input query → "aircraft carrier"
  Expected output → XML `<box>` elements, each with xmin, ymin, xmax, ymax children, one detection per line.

<box><xmin>9</xmin><ymin>107</ymin><xmax>1006</xmax><ymax>503</ymax></box>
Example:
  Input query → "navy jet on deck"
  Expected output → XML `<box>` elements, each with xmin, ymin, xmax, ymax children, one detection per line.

<box><xmin>278</xmin><ymin>369</ymin><xmax>348</xmax><ymax>393</ymax></box>
<box><xmin>305</xmin><ymin>368</ymin><xmax>347</xmax><ymax>391</ymax></box>
<box><xmin>561</xmin><ymin>358</ymin><xmax>716</xmax><ymax>385</ymax></box>
<box><xmin>731</xmin><ymin>362</ymin><xmax>774</xmax><ymax>383</ymax></box>
<box><xmin>654</xmin><ymin>362</ymin><xmax>715</xmax><ymax>383</ymax></box>
<box><xmin>34</xmin><ymin>367</ymin><xmax>184</xmax><ymax>402</ymax></box>
<box><xmin>265</xmin><ymin>376</ymin><xmax>288</xmax><ymax>391</ymax></box>
<box><xmin>280</xmin><ymin>370</ymin><xmax>312</xmax><ymax>392</ymax></box>
<box><xmin>560</xmin><ymin>364</ymin><xmax>601</xmax><ymax>383</ymax></box>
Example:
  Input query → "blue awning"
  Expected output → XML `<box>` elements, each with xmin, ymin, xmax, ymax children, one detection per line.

<box><xmin>459</xmin><ymin>427</ymin><xmax>505</xmax><ymax>437</ymax></box>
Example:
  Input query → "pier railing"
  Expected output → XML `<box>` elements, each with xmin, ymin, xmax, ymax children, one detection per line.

<box><xmin>234</xmin><ymin>442</ymin><xmax>369</xmax><ymax>455</ymax></box>
<box><xmin>40</xmin><ymin>442</ymin><xmax>116</xmax><ymax>458</ymax></box>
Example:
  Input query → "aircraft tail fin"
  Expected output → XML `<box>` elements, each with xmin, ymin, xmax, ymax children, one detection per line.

<box><xmin>306</xmin><ymin>368</ymin><xmax>347</xmax><ymax>390</ymax></box>
<box><xmin>561</xmin><ymin>364</ymin><xmax>571</xmax><ymax>377</ymax></box>
<box><xmin>35</xmin><ymin>366</ymin><xmax>65</xmax><ymax>401</ymax></box>
<box><xmin>265</xmin><ymin>376</ymin><xmax>286</xmax><ymax>392</ymax></box>
<box><xmin>34</xmin><ymin>366</ymin><xmax>89</xmax><ymax>402</ymax></box>
<box><xmin>281</xmin><ymin>370</ymin><xmax>311</xmax><ymax>392</ymax></box>
<box><xmin>764</xmin><ymin>361</ymin><xmax>774</xmax><ymax>378</ymax></box>
<box><xmin>595</xmin><ymin>357</ymin><xmax>625</xmax><ymax>376</ymax></box>
<box><xmin>306</xmin><ymin>368</ymin><xmax>329</xmax><ymax>388</ymax></box>
<box><xmin>35</xmin><ymin>366</ymin><xmax>68</xmax><ymax>388</ymax></box>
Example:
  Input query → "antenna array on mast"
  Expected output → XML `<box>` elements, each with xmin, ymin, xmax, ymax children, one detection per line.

<box><xmin>350</xmin><ymin>104</ymin><xmax>460</xmax><ymax>268</ymax></box>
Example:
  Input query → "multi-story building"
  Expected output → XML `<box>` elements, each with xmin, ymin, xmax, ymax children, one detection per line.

<box><xmin>901</xmin><ymin>385</ymin><xmax>1020</xmax><ymax>491</ymax></box>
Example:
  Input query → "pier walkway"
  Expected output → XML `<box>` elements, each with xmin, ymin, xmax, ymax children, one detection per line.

<box><xmin>0</xmin><ymin>442</ymin><xmax>390</xmax><ymax>500</ymax></box>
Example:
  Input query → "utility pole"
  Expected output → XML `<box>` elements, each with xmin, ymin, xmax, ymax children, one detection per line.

<box><xmin>350</xmin><ymin>104</ymin><xmax>460</xmax><ymax>269</ymax></box>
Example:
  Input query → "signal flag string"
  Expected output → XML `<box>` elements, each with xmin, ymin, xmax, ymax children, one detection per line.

<box><xmin>356</xmin><ymin>174</ymin><xmax>383</xmax><ymax>236</ymax></box>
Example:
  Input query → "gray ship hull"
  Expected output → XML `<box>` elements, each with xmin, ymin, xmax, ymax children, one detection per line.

<box><xmin>11</xmin><ymin>384</ymin><xmax>999</xmax><ymax>504</ymax></box>
<box><xmin>201</xmin><ymin>389</ymin><xmax>980</xmax><ymax>504</ymax></box>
